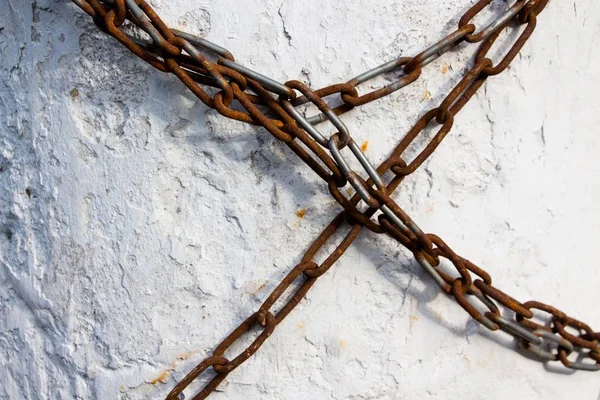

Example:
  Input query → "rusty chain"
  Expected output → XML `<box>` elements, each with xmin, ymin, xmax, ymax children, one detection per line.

<box><xmin>69</xmin><ymin>0</ymin><xmax>599</xmax><ymax>398</ymax></box>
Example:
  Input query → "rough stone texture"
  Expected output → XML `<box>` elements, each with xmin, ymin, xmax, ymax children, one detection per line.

<box><xmin>1</xmin><ymin>0</ymin><xmax>599</xmax><ymax>399</ymax></box>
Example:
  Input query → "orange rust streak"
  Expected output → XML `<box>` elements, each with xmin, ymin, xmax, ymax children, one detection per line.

<box><xmin>148</xmin><ymin>351</ymin><xmax>197</xmax><ymax>385</ymax></box>
<box><xmin>150</xmin><ymin>370</ymin><xmax>170</xmax><ymax>385</ymax></box>
<box><xmin>252</xmin><ymin>281</ymin><xmax>268</xmax><ymax>296</ymax></box>
<box><xmin>296</xmin><ymin>208</ymin><xmax>307</xmax><ymax>218</ymax></box>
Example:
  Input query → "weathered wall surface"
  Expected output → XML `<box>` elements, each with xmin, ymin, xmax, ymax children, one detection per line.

<box><xmin>1</xmin><ymin>0</ymin><xmax>599</xmax><ymax>399</ymax></box>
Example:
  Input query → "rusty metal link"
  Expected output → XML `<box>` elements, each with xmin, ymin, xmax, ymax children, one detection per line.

<box><xmin>558</xmin><ymin>347</ymin><xmax>600</xmax><ymax>372</ymax></box>
<box><xmin>555</xmin><ymin>318</ymin><xmax>600</xmax><ymax>371</ymax></box>
<box><xmin>474</xmin><ymin>279</ymin><xmax>533</xmax><ymax>319</ymax></box>
<box><xmin>553</xmin><ymin>315</ymin><xmax>599</xmax><ymax>350</ymax></box>
<box><xmin>219</xmin><ymin>58</ymin><xmax>296</xmax><ymax>99</ymax></box>
<box><xmin>520</xmin><ymin>329</ymin><xmax>573</xmax><ymax>362</ymax></box>
<box><xmin>453</xmin><ymin>279</ymin><xmax>501</xmax><ymax>330</ymax></box>
<box><xmin>211</xmin><ymin>311</ymin><xmax>277</xmax><ymax>374</ymax></box>
<box><xmin>426</xmin><ymin>236</ymin><xmax>473</xmax><ymax>288</ymax></box>
<box><xmin>167</xmin><ymin>312</ymin><xmax>278</xmax><ymax>398</ymax></box>
<box><xmin>167</xmin><ymin>213</ymin><xmax>364</xmax><ymax>399</ymax></box>
<box><xmin>165</xmin><ymin>356</ymin><xmax>229</xmax><ymax>400</ymax></box>
<box><xmin>436</xmin><ymin>57</ymin><xmax>493</xmax><ymax>123</ymax></box>
<box><xmin>519</xmin><ymin>0</ymin><xmax>550</xmax><ymax>23</ymax></box>
<box><xmin>511</xmin><ymin>301</ymin><xmax>600</xmax><ymax>370</ymax></box>
<box><xmin>342</xmin><ymin>58</ymin><xmax>422</xmax><ymax>107</ymax></box>
<box><xmin>380</xmin><ymin>217</ymin><xmax>439</xmax><ymax>266</ymax></box>
<box><xmin>281</xmin><ymin>80</ymin><xmax>445</xmax><ymax>250</ymax></box>
<box><xmin>459</xmin><ymin>0</ymin><xmax>527</xmax><ymax>43</ymax></box>
<box><xmin>404</xmin><ymin>24</ymin><xmax>476</xmax><ymax>74</ymax></box>
<box><xmin>256</xmin><ymin>260</ymin><xmax>318</xmax><ymax>325</ymax></box>
<box><xmin>69</xmin><ymin>0</ymin><xmax>600</xmax><ymax>398</ymax></box>
<box><xmin>280</xmin><ymin>81</ymin><xmax>353</xmax><ymax>148</ymax></box>
<box><xmin>516</xmin><ymin>301</ymin><xmax>568</xmax><ymax>332</ymax></box>
<box><xmin>390</xmin><ymin>108</ymin><xmax>455</xmax><ymax>177</ymax></box>
<box><xmin>73</xmin><ymin>0</ymin><xmax>538</xmax><ymax>145</ymax></box>
<box><xmin>475</xmin><ymin>13</ymin><xmax>538</xmax><ymax>76</ymax></box>
<box><xmin>390</xmin><ymin>56</ymin><xmax>494</xmax><ymax>178</ymax></box>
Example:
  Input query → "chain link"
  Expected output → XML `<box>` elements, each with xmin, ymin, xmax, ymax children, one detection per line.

<box><xmin>70</xmin><ymin>0</ymin><xmax>599</xmax><ymax>398</ymax></box>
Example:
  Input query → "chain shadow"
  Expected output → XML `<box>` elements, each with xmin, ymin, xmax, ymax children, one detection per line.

<box><xmin>350</xmin><ymin>230</ymin><xmax>580</xmax><ymax>375</ymax></box>
<box><xmin>351</xmin><ymin>232</ymin><xmax>477</xmax><ymax>336</ymax></box>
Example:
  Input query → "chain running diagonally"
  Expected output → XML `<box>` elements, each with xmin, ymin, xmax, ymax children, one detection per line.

<box><xmin>68</xmin><ymin>0</ymin><xmax>599</xmax><ymax>398</ymax></box>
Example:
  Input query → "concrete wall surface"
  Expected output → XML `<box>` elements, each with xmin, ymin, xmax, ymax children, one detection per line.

<box><xmin>1</xmin><ymin>0</ymin><xmax>599</xmax><ymax>399</ymax></box>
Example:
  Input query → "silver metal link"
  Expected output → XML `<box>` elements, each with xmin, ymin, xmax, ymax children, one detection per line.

<box><xmin>171</xmin><ymin>29</ymin><xmax>234</xmax><ymax>60</ymax></box>
<box><xmin>414</xmin><ymin>252</ymin><xmax>450</xmax><ymax>293</ymax></box>
<box><xmin>281</xmin><ymin>100</ymin><xmax>351</xmax><ymax>146</ymax></box>
<box><xmin>350</xmin><ymin>57</ymin><xmax>407</xmax><ymax>86</ymax></box>
<box><xmin>70</xmin><ymin>2</ymin><xmax>600</xmax><ymax>397</ymax></box>
<box><xmin>219</xmin><ymin>59</ymin><xmax>295</xmax><ymax>98</ymax></box>
<box><xmin>328</xmin><ymin>138</ymin><xmax>385</xmax><ymax>191</ymax></box>
<box><xmin>124</xmin><ymin>0</ymin><xmax>165</xmax><ymax>45</ymax></box>
<box><xmin>469</xmin><ymin>285</ymin><xmax>501</xmax><ymax>317</ymax></box>
<box><xmin>181</xmin><ymin>40</ymin><xmax>231</xmax><ymax>93</ymax></box>
<box><xmin>327</xmin><ymin>136</ymin><xmax>379</xmax><ymax>208</ymax></box>
<box><xmin>458</xmin><ymin>286</ymin><xmax>499</xmax><ymax>331</ymax></box>
<box><xmin>565</xmin><ymin>356</ymin><xmax>600</xmax><ymax>372</ymax></box>
<box><xmin>519</xmin><ymin>329</ymin><xmax>573</xmax><ymax>361</ymax></box>
<box><xmin>122</xmin><ymin>0</ymin><xmax>556</xmax><ymax>349</ymax></box>
<box><xmin>488</xmin><ymin>313</ymin><xmax>543</xmax><ymax>345</ymax></box>
<box><xmin>414</xmin><ymin>27</ymin><xmax>474</xmax><ymax>70</ymax></box>
<box><xmin>281</xmin><ymin>102</ymin><xmax>330</xmax><ymax>147</ymax></box>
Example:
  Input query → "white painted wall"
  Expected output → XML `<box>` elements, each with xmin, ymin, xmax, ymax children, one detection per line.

<box><xmin>1</xmin><ymin>0</ymin><xmax>599</xmax><ymax>399</ymax></box>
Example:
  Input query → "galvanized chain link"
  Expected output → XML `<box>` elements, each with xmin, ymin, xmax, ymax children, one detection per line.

<box><xmin>69</xmin><ymin>0</ymin><xmax>599</xmax><ymax>398</ymax></box>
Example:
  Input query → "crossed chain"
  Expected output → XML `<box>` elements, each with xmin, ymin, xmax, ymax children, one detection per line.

<box><xmin>70</xmin><ymin>0</ymin><xmax>599</xmax><ymax>398</ymax></box>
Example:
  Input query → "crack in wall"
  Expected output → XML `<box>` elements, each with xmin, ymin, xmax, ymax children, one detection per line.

<box><xmin>277</xmin><ymin>1</ymin><xmax>293</xmax><ymax>48</ymax></box>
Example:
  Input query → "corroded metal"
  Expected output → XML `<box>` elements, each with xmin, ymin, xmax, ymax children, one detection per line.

<box><xmin>69</xmin><ymin>0</ymin><xmax>599</xmax><ymax>398</ymax></box>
